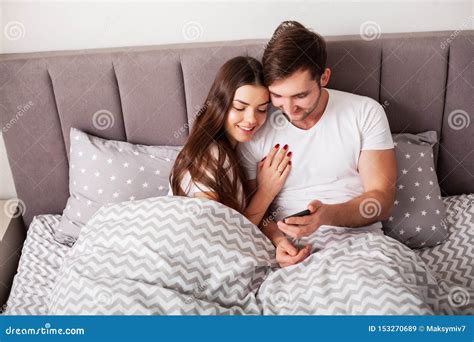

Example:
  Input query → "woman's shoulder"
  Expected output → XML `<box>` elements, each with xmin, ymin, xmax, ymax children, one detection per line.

<box><xmin>207</xmin><ymin>142</ymin><xmax>232</xmax><ymax>167</ymax></box>
<box><xmin>208</xmin><ymin>142</ymin><xmax>220</xmax><ymax>158</ymax></box>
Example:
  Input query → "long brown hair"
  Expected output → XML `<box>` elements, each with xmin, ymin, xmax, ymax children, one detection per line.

<box><xmin>170</xmin><ymin>56</ymin><xmax>265</xmax><ymax>213</ymax></box>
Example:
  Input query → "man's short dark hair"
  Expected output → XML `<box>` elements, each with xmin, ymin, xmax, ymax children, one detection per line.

<box><xmin>262</xmin><ymin>20</ymin><xmax>327</xmax><ymax>86</ymax></box>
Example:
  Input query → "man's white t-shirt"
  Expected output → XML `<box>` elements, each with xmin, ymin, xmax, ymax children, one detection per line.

<box><xmin>236</xmin><ymin>88</ymin><xmax>394</xmax><ymax>228</ymax></box>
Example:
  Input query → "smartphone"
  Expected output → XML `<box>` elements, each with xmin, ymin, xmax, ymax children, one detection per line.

<box><xmin>283</xmin><ymin>209</ymin><xmax>311</xmax><ymax>222</ymax></box>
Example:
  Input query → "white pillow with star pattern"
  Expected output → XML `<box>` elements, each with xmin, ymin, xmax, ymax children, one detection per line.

<box><xmin>382</xmin><ymin>131</ymin><xmax>448</xmax><ymax>248</ymax></box>
<box><xmin>54</xmin><ymin>128</ymin><xmax>181</xmax><ymax>246</ymax></box>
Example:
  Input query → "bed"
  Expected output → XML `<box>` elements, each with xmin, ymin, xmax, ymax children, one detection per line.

<box><xmin>3</xmin><ymin>194</ymin><xmax>472</xmax><ymax>315</ymax></box>
<box><xmin>0</xmin><ymin>30</ymin><xmax>473</xmax><ymax>315</ymax></box>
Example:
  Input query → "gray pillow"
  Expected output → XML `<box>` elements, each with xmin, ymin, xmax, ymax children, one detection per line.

<box><xmin>55</xmin><ymin>127</ymin><xmax>181</xmax><ymax>246</ymax></box>
<box><xmin>382</xmin><ymin>131</ymin><xmax>448</xmax><ymax>248</ymax></box>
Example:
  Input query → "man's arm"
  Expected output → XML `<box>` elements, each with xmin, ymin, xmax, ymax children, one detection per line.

<box><xmin>327</xmin><ymin>148</ymin><xmax>397</xmax><ymax>226</ymax></box>
<box><xmin>279</xmin><ymin>149</ymin><xmax>397</xmax><ymax>238</ymax></box>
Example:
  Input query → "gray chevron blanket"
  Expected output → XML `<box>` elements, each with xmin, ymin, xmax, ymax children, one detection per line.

<box><xmin>48</xmin><ymin>196</ymin><xmax>466</xmax><ymax>315</ymax></box>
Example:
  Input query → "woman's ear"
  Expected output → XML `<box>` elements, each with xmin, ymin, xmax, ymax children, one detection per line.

<box><xmin>320</xmin><ymin>68</ymin><xmax>331</xmax><ymax>87</ymax></box>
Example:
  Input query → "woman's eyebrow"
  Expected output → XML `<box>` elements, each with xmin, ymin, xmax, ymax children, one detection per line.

<box><xmin>234</xmin><ymin>99</ymin><xmax>270</xmax><ymax>106</ymax></box>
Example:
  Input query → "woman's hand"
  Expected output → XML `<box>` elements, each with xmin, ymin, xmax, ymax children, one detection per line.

<box><xmin>256</xmin><ymin>144</ymin><xmax>292</xmax><ymax>200</ymax></box>
<box><xmin>275</xmin><ymin>237</ymin><xmax>311</xmax><ymax>268</ymax></box>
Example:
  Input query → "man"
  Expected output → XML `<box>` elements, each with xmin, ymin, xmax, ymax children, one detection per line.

<box><xmin>237</xmin><ymin>21</ymin><xmax>397</xmax><ymax>267</ymax></box>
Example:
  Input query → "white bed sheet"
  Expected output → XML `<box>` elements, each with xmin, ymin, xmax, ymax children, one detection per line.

<box><xmin>3</xmin><ymin>195</ymin><xmax>473</xmax><ymax>315</ymax></box>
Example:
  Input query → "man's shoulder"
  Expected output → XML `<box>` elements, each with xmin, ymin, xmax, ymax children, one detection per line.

<box><xmin>328</xmin><ymin>89</ymin><xmax>384</xmax><ymax>122</ymax></box>
<box><xmin>328</xmin><ymin>88</ymin><xmax>380</xmax><ymax>108</ymax></box>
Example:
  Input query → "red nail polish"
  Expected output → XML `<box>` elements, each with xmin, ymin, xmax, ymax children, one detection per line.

<box><xmin>289</xmin><ymin>160</ymin><xmax>292</xmax><ymax>165</ymax></box>
<box><xmin>274</xmin><ymin>144</ymin><xmax>280</xmax><ymax>149</ymax></box>
<box><xmin>283</xmin><ymin>144</ymin><xmax>288</xmax><ymax>150</ymax></box>
<box><xmin>287</xmin><ymin>151</ymin><xmax>292</xmax><ymax>157</ymax></box>
<box><xmin>261</xmin><ymin>156</ymin><xmax>266</xmax><ymax>161</ymax></box>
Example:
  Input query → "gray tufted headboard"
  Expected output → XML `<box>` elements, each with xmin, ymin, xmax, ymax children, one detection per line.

<box><xmin>1</xmin><ymin>30</ymin><xmax>473</xmax><ymax>227</ymax></box>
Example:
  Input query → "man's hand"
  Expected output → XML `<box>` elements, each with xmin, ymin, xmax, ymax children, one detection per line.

<box><xmin>276</xmin><ymin>200</ymin><xmax>331</xmax><ymax>239</ymax></box>
<box><xmin>276</xmin><ymin>238</ymin><xmax>311</xmax><ymax>267</ymax></box>
<box><xmin>278</xmin><ymin>149</ymin><xmax>397</xmax><ymax>236</ymax></box>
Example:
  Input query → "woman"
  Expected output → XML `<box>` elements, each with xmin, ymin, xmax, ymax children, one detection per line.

<box><xmin>169</xmin><ymin>56</ymin><xmax>292</xmax><ymax>233</ymax></box>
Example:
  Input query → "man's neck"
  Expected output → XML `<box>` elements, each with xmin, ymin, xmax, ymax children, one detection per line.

<box><xmin>292</xmin><ymin>88</ymin><xmax>329</xmax><ymax>130</ymax></box>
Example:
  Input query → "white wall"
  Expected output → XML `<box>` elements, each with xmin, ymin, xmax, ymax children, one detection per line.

<box><xmin>1</xmin><ymin>0</ymin><xmax>473</xmax><ymax>199</ymax></box>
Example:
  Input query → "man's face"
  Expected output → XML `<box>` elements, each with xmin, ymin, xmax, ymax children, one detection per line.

<box><xmin>268</xmin><ymin>68</ymin><xmax>327</xmax><ymax>122</ymax></box>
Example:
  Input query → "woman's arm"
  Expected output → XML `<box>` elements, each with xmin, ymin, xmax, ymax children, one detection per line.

<box><xmin>244</xmin><ymin>180</ymin><xmax>285</xmax><ymax>247</ymax></box>
<box><xmin>260</xmin><ymin>216</ymin><xmax>287</xmax><ymax>246</ymax></box>
<box><xmin>245</xmin><ymin>180</ymin><xmax>287</xmax><ymax>247</ymax></box>
<box><xmin>243</xmin><ymin>179</ymin><xmax>274</xmax><ymax>226</ymax></box>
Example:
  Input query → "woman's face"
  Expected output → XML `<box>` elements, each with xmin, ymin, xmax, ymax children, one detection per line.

<box><xmin>225</xmin><ymin>84</ymin><xmax>269</xmax><ymax>146</ymax></box>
